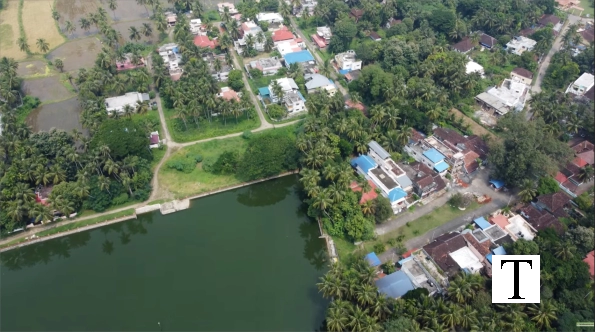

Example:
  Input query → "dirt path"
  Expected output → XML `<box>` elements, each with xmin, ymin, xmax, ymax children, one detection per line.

<box><xmin>289</xmin><ymin>17</ymin><xmax>349</xmax><ymax>98</ymax></box>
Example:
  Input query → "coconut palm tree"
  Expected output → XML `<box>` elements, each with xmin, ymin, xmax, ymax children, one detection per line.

<box><xmin>36</xmin><ymin>38</ymin><xmax>50</xmax><ymax>53</ymax></box>
<box><xmin>54</xmin><ymin>59</ymin><xmax>64</xmax><ymax>72</ymax></box>
<box><xmin>326</xmin><ymin>306</ymin><xmax>348</xmax><ymax>332</ymax></box>
<box><xmin>16</xmin><ymin>36</ymin><xmax>29</xmax><ymax>53</ymax></box>
<box><xmin>518</xmin><ymin>179</ymin><xmax>536</xmax><ymax>202</ymax></box>
<box><xmin>141</xmin><ymin>22</ymin><xmax>153</xmax><ymax>38</ymax></box>
<box><xmin>129</xmin><ymin>26</ymin><xmax>141</xmax><ymax>41</ymax></box>
<box><xmin>65</xmin><ymin>20</ymin><xmax>76</xmax><ymax>37</ymax></box>
<box><xmin>579</xmin><ymin>165</ymin><xmax>594</xmax><ymax>182</ymax></box>
<box><xmin>317</xmin><ymin>274</ymin><xmax>345</xmax><ymax>299</ymax></box>
<box><xmin>528</xmin><ymin>300</ymin><xmax>557</xmax><ymax>329</ymax></box>
<box><xmin>107</xmin><ymin>0</ymin><xmax>118</xmax><ymax>20</ymax></box>
<box><xmin>347</xmin><ymin>305</ymin><xmax>369</xmax><ymax>332</ymax></box>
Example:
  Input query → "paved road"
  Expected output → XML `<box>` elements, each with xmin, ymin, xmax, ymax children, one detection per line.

<box><xmin>377</xmin><ymin>169</ymin><xmax>514</xmax><ymax>263</ymax></box>
<box><xmin>289</xmin><ymin>17</ymin><xmax>349</xmax><ymax>98</ymax></box>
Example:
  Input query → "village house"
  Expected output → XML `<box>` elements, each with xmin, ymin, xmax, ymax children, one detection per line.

<box><xmin>375</xmin><ymin>270</ymin><xmax>416</xmax><ymax>299</ymax></box>
<box><xmin>115</xmin><ymin>53</ymin><xmax>146</xmax><ymax>71</ymax></box>
<box><xmin>256</xmin><ymin>12</ymin><xmax>284</xmax><ymax>24</ymax></box>
<box><xmin>276</xmin><ymin>39</ymin><xmax>304</xmax><ymax>55</ymax></box>
<box><xmin>335</xmin><ymin>50</ymin><xmax>362</xmax><ymax>73</ymax></box>
<box><xmin>402</xmin><ymin>161</ymin><xmax>446</xmax><ymax>199</ymax></box>
<box><xmin>472</xmin><ymin>217</ymin><xmax>509</xmax><ymax>244</ymax></box>
<box><xmin>506</xmin><ymin>36</ymin><xmax>537</xmax><ymax>55</ymax></box>
<box><xmin>422</xmin><ymin>233</ymin><xmax>469</xmax><ymax>277</ymax></box>
<box><xmin>104</xmin><ymin>92</ymin><xmax>149</xmax><ymax>114</ymax></box>
<box><xmin>304</xmin><ymin>74</ymin><xmax>336</xmax><ymax>95</ymax></box>
<box><xmin>479</xmin><ymin>33</ymin><xmax>498</xmax><ymax>49</ymax></box>
<box><xmin>189</xmin><ymin>18</ymin><xmax>207</xmax><ymax>35</ymax></box>
<box><xmin>475</xmin><ymin>79</ymin><xmax>530</xmax><ymax>116</ymax></box>
<box><xmin>538</xmin><ymin>14</ymin><xmax>563</xmax><ymax>32</ymax></box>
<box><xmin>283</xmin><ymin>91</ymin><xmax>307</xmax><ymax>114</ymax></box>
<box><xmin>35</xmin><ymin>185</ymin><xmax>53</xmax><ymax>206</ymax></box>
<box><xmin>272</xmin><ymin>27</ymin><xmax>302</xmax><ymax>46</ymax></box>
<box><xmin>203</xmin><ymin>53</ymin><xmax>232</xmax><ymax>81</ymax></box>
<box><xmin>510</xmin><ymin>67</ymin><xmax>534</xmax><ymax>85</ymax></box>
<box><xmin>158</xmin><ymin>43</ymin><xmax>183</xmax><ymax>79</ymax></box>
<box><xmin>565</xmin><ymin>72</ymin><xmax>594</xmax><ymax>98</ymax></box>
<box><xmin>217</xmin><ymin>2</ymin><xmax>238</xmax><ymax>14</ymax></box>
<box><xmin>311</xmin><ymin>26</ymin><xmax>332</xmax><ymax>49</ymax></box>
<box><xmin>247</xmin><ymin>57</ymin><xmax>283</xmax><ymax>76</ymax></box>
<box><xmin>149</xmin><ymin>131</ymin><xmax>162</xmax><ymax>149</ymax></box>
<box><xmin>264</xmin><ymin>77</ymin><xmax>299</xmax><ymax>103</ymax></box>
<box><xmin>234</xmin><ymin>21</ymin><xmax>265</xmax><ymax>52</ymax></box>
<box><xmin>489</xmin><ymin>211</ymin><xmax>536</xmax><ymax>241</ymax></box>
<box><xmin>165</xmin><ymin>12</ymin><xmax>177</xmax><ymax>27</ymax></box>
<box><xmin>517</xmin><ymin>192</ymin><xmax>570</xmax><ymax>234</ymax></box>
<box><xmin>349</xmin><ymin>8</ymin><xmax>364</xmax><ymax>22</ymax></box>
<box><xmin>297</xmin><ymin>0</ymin><xmax>317</xmax><ymax>16</ymax></box>
<box><xmin>580</xmin><ymin>22</ymin><xmax>594</xmax><ymax>45</ymax></box>
<box><xmin>466</xmin><ymin>60</ymin><xmax>484</xmax><ymax>77</ymax></box>
<box><xmin>451</xmin><ymin>37</ymin><xmax>474</xmax><ymax>54</ymax></box>
<box><xmin>217</xmin><ymin>87</ymin><xmax>241</xmax><ymax>102</ymax></box>
<box><xmin>349</xmin><ymin>180</ymin><xmax>378</xmax><ymax>204</ymax></box>
<box><xmin>350</xmin><ymin>141</ymin><xmax>414</xmax><ymax>213</ymax></box>
<box><xmin>555</xmin><ymin>139</ymin><xmax>594</xmax><ymax>196</ymax></box>
<box><xmin>397</xmin><ymin>256</ymin><xmax>440</xmax><ymax>295</ymax></box>
<box><xmin>369</xmin><ymin>31</ymin><xmax>382</xmax><ymax>42</ymax></box>
<box><xmin>193</xmin><ymin>35</ymin><xmax>216</xmax><ymax>49</ymax></box>
<box><xmin>385</xmin><ymin>18</ymin><xmax>401</xmax><ymax>29</ymax></box>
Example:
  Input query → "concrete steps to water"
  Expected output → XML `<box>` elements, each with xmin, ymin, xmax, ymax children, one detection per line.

<box><xmin>159</xmin><ymin>199</ymin><xmax>190</xmax><ymax>214</ymax></box>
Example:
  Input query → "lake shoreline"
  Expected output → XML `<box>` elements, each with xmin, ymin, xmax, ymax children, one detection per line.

<box><xmin>0</xmin><ymin>171</ymin><xmax>299</xmax><ymax>253</ymax></box>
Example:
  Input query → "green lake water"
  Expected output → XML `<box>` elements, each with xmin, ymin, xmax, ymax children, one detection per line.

<box><xmin>0</xmin><ymin>175</ymin><xmax>329</xmax><ymax>331</ymax></box>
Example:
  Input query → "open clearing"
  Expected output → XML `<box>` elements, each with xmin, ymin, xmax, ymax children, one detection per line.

<box><xmin>22</xmin><ymin>0</ymin><xmax>65</xmax><ymax>53</ymax></box>
<box><xmin>55</xmin><ymin>0</ymin><xmax>101</xmax><ymax>38</ymax></box>
<box><xmin>450</xmin><ymin>108</ymin><xmax>500</xmax><ymax>142</ymax></box>
<box><xmin>26</xmin><ymin>97</ymin><xmax>87</xmax><ymax>133</ymax></box>
<box><xmin>47</xmin><ymin>37</ymin><xmax>102</xmax><ymax>72</ymax></box>
<box><xmin>112</xmin><ymin>19</ymin><xmax>160</xmax><ymax>45</ymax></box>
<box><xmin>159</xmin><ymin>137</ymin><xmax>249</xmax><ymax>198</ymax></box>
<box><xmin>16</xmin><ymin>61</ymin><xmax>50</xmax><ymax>78</ymax></box>
<box><xmin>21</xmin><ymin>76</ymin><xmax>74</xmax><ymax>102</ymax></box>
<box><xmin>100</xmin><ymin>1</ymin><xmax>148</xmax><ymax>22</ymax></box>
<box><xmin>0</xmin><ymin>0</ymin><xmax>25</xmax><ymax>60</ymax></box>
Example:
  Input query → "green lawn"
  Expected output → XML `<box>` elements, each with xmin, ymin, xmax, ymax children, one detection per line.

<box><xmin>159</xmin><ymin>125</ymin><xmax>298</xmax><ymax>198</ymax></box>
<box><xmin>163</xmin><ymin>106</ymin><xmax>260</xmax><ymax>143</ymax></box>
<box><xmin>150</xmin><ymin>147</ymin><xmax>166</xmax><ymax>170</ymax></box>
<box><xmin>579</xmin><ymin>0</ymin><xmax>594</xmax><ymax>17</ymax></box>
<box><xmin>353</xmin><ymin>201</ymin><xmax>482</xmax><ymax>255</ymax></box>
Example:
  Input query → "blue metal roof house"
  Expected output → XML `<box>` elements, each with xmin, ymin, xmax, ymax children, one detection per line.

<box><xmin>388</xmin><ymin>188</ymin><xmax>407</xmax><ymax>203</ymax></box>
<box><xmin>375</xmin><ymin>271</ymin><xmax>415</xmax><ymax>299</ymax></box>
<box><xmin>474</xmin><ymin>217</ymin><xmax>491</xmax><ymax>230</ymax></box>
<box><xmin>350</xmin><ymin>155</ymin><xmax>377</xmax><ymax>174</ymax></box>
<box><xmin>433</xmin><ymin>161</ymin><xmax>449</xmax><ymax>173</ymax></box>
<box><xmin>365</xmin><ymin>252</ymin><xmax>381</xmax><ymax>267</ymax></box>
<box><xmin>486</xmin><ymin>246</ymin><xmax>507</xmax><ymax>264</ymax></box>
<box><xmin>283</xmin><ymin>50</ymin><xmax>315</xmax><ymax>66</ymax></box>
<box><xmin>258</xmin><ymin>86</ymin><xmax>270</xmax><ymax>97</ymax></box>
<box><xmin>423</xmin><ymin>148</ymin><xmax>446</xmax><ymax>163</ymax></box>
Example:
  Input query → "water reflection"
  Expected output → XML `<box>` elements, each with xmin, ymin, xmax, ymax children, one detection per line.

<box><xmin>299</xmin><ymin>221</ymin><xmax>328</xmax><ymax>270</ymax></box>
<box><xmin>236</xmin><ymin>175</ymin><xmax>296</xmax><ymax>207</ymax></box>
<box><xmin>0</xmin><ymin>218</ymin><xmax>153</xmax><ymax>271</ymax></box>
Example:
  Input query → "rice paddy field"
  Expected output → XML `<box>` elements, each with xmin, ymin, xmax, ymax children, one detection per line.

<box><xmin>0</xmin><ymin>0</ymin><xmax>24</xmax><ymax>60</ymax></box>
<box><xmin>21</xmin><ymin>0</ymin><xmax>65</xmax><ymax>53</ymax></box>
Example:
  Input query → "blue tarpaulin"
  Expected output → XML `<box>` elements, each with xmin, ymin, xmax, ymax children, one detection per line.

<box><xmin>365</xmin><ymin>252</ymin><xmax>381</xmax><ymax>267</ymax></box>
<box><xmin>489</xmin><ymin>179</ymin><xmax>505</xmax><ymax>189</ymax></box>
<box><xmin>474</xmin><ymin>217</ymin><xmax>491</xmax><ymax>230</ymax></box>
<box><xmin>258</xmin><ymin>87</ymin><xmax>270</xmax><ymax>97</ymax></box>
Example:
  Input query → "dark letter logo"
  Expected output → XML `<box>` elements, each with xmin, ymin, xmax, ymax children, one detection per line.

<box><xmin>501</xmin><ymin>259</ymin><xmax>532</xmax><ymax>299</ymax></box>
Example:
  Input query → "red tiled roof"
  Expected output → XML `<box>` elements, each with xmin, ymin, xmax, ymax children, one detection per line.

<box><xmin>423</xmin><ymin>233</ymin><xmax>467</xmax><ymax>277</ymax></box>
<box><xmin>350</xmin><ymin>8</ymin><xmax>364</xmax><ymax>19</ymax></box>
<box><xmin>573</xmin><ymin>156</ymin><xmax>588</xmax><ymax>168</ymax></box>
<box><xmin>349</xmin><ymin>180</ymin><xmax>378</xmax><ymax>204</ymax></box>
<box><xmin>519</xmin><ymin>28</ymin><xmax>535</xmax><ymax>37</ymax></box>
<box><xmin>369</xmin><ymin>31</ymin><xmax>381</xmax><ymax>40</ymax></box>
<box><xmin>219</xmin><ymin>88</ymin><xmax>240</xmax><ymax>101</ymax></box>
<box><xmin>462</xmin><ymin>232</ymin><xmax>492</xmax><ymax>257</ymax></box>
<box><xmin>538</xmin><ymin>14</ymin><xmax>561</xmax><ymax>26</ymax></box>
<box><xmin>584</xmin><ymin>251</ymin><xmax>595</xmax><ymax>278</ymax></box>
<box><xmin>346</xmin><ymin>100</ymin><xmax>366</xmax><ymax>112</ymax></box>
<box><xmin>561</xmin><ymin>180</ymin><xmax>578</xmax><ymax>193</ymax></box>
<box><xmin>571</xmin><ymin>140</ymin><xmax>594</xmax><ymax>155</ymax></box>
<box><xmin>581</xmin><ymin>29</ymin><xmax>594</xmax><ymax>42</ymax></box>
<box><xmin>193</xmin><ymin>35</ymin><xmax>216</xmax><ymax>48</ymax></box>
<box><xmin>402</xmin><ymin>248</ymin><xmax>417</xmax><ymax>258</ymax></box>
<box><xmin>479</xmin><ymin>33</ymin><xmax>497</xmax><ymax>48</ymax></box>
<box><xmin>464</xmin><ymin>150</ymin><xmax>480</xmax><ymax>173</ymax></box>
<box><xmin>272</xmin><ymin>29</ymin><xmax>295</xmax><ymax>42</ymax></box>
<box><xmin>311</xmin><ymin>34</ymin><xmax>327</xmax><ymax>48</ymax></box>
<box><xmin>538</xmin><ymin>192</ymin><xmax>570</xmax><ymax>213</ymax></box>
<box><xmin>490</xmin><ymin>214</ymin><xmax>510</xmax><ymax>229</ymax></box>
<box><xmin>555</xmin><ymin>172</ymin><xmax>568</xmax><ymax>184</ymax></box>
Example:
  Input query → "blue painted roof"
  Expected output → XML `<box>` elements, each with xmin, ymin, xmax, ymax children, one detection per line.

<box><xmin>297</xmin><ymin>91</ymin><xmax>306</xmax><ymax>101</ymax></box>
<box><xmin>493</xmin><ymin>246</ymin><xmax>507</xmax><ymax>255</ymax></box>
<box><xmin>388</xmin><ymin>188</ymin><xmax>407</xmax><ymax>202</ymax></box>
<box><xmin>375</xmin><ymin>271</ymin><xmax>415</xmax><ymax>299</ymax></box>
<box><xmin>283</xmin><ymin>50</ymin><xmax>315</xmax><ymax>65</ymax></box>
<box><xmin>258</xmin><ymin>87</ymin><xmax>270</xmax><ymax>96</ymax></box>
<box><xmin>350</xmin><ymin>155</ymin><xmax>377</xmax><ymax>174</ymax></box>
<box><xmin>434</xmin><ymin>161</ymin><xmax>449</xmax><ymax>173</ymax></box>
<box><xmin>423</xmin><ymin>148</ymin><xmax>445</xmax><ymax>163</ymax></box>
<box><xmin>474</xmin><ymin>217</ymin><xmax>491</xmax><ymax>230</ymax></box>
<box><xmin>338</xmin><ymin>69</ymin><xmax>350</xmax><ymax>75</ymax></box>
<box><xmin>486</xmin><ymin>253</ymin><xmax>493</xmax><ymax>264</ymax></box>
<box><xmin>365</xmin><ymin>252</ymin><xmax>381</xmax><ymax>267</ymax></box>
<box><xmin>489</xmin><ymin>179</ymin><xmax>505</xmax><ymax>189</ymax></box>
<box><xmin>398</xmin><ymin>256</ymin><xmax>413</xmax><ymax>266</ymax></box>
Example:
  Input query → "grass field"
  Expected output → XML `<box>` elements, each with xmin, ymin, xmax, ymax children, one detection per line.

<box><xmin>159</xmin><ymin>125</ymin><xmax>298</xmax><ymax>198</ymax></box>
<box><xmin>579</xmin><ymin>0</ymin><xmax>594</xmax><ymax>17</ymax></box>
<box><xmin>163</xmin><ymin>106</ymin><xmax>260</xmax><ymax>142</ymax></box>
<box><xmin>22</xmin><ymin>0</ymin><xmax>65</xmax><ymax>53</ymax></box>
<box><xmin>449</xmin><ymin>108</ymin><xmax>500</xmax><ymax>143</ymax></box>
<box><xmin>35</xmin><ymin>209</ymin><xmax>136</xmax><ymax>237</ymax></box>
<box><xmin>0</xmin><ymin>0</ymin><xmax>25</xmax><ymax>60</ymax></box>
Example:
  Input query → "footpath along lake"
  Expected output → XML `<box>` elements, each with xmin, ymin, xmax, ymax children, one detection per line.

<box><xmin>0</xmin><ymin>175</ymin><xmax>329</xmax><ymax>331</ymax></box>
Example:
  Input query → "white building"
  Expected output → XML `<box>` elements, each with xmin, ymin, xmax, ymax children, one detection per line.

<box><xmin>566</xmin><ymin>72</ymin><xmax>594</xmax><ymax>96</ymax></box>
<box><xmin>510</xmin><ymin>67</ymin><xmax>534</xmax><ymax>85</ymax></box>
<box><xmin>316</xmin><ymin>26</ymin><xmax>332</xmax><ymax>43</ymax></box>
<box><xmin>506</xmin><ymin>36</ymin><xmax>537</xmax><ymax>55</ymax></box>
<box><xmin>189</xmin><ymin>18</ymin><xmax>205</xmax><ymax>35</ymax></box>
<box><xmin>235</xmin><ymin>21</ymin><xmax>264</xmax><ymax>51</ymax></box>
<box><xmin>217</xmin><ymin>2</ymin><xmax>238</xmax><ymax>14</ymax></box>
<box><xmin>105</xmin><ymin>92</ymin><xmax>149</xmax><ymax>114</ymax></box>
<box><xmin>248</xmin><ymin>57</ymin><xmax>283</xmax><ymax>76</ymax></box>
<box><xmin>158</xmin><ymin>43</ymin><xmax>182</xmax><ymax>71</ymax></box>
<box><xmin>465</xmin><ymin>60</ymin><xmax>485</xmax><ymax>78</ymax></box>
<box><xmin>268</xmin><ymin>77</ymin><xmax>299</xmax><ymax>103</ymax></box>
<box><xmin>256</xmin><ymin>12</ymin><xmax>284</xmax><ymax>24</ymax></box>
<box><xmin>475</xmin><ymin>79</ymin><xmax>530</xmax><ymax>116</ymax></box>
<box><xmin>335</xmin><ymin>50</ymin><xmax>362</xmax><ymax>71</ymax></box>
<box><xmin>305</xmin><ymin>74</ymin><xmax>336</xmax><ymax>95</ymax></box>
<box><xmin>284</xmin><ymin>91</ymin><xmax>307</xmax><ymax>114</ymax></box>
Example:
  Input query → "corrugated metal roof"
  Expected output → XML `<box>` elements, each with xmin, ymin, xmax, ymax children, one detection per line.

<box><xmin>433</xmin><ymin>161</ymin><xmax>449</xmax><ymax>173</ymax></box>
<box><xmin>368</xmin><ymin>141</ymin><xmax>391</xmax><ymax>160</ymax></box>
<box><xmin>423</xmin><ymin>148</ymin><xmax>445</xmax><ymax>163</ymax></box>
<box><xmin>375</xmin><ymin>271</ymin><xmax>415</xmax><ymax>299</ymax></box>
<box><xmin>388</xmin><ymin>188</ymin><xmax>407</xmax><ymax>202</ymax></box>
<box><xmin>365</xmin><ymin>252</ymin><xmax>381</xmax><ymax>267</ymax></box>
<box><xmin>350</xmin><ymin>155</ymin><xmax>377</xmax><ymax>174</ymax></box>
<box><xmin>283</xmin><ymin>50</ymin><xmax>315</xmax><ymax>65</ymax></box>
<box><xmin>474</xmin><ymin>217</ymin><xmax>491</xmax><ymax>230</ymax></box>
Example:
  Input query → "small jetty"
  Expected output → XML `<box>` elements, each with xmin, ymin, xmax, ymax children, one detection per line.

<box><xmin>159</xmin><ymin>199</ymin><xmax>190</xmax><ymax>215</ymax></box>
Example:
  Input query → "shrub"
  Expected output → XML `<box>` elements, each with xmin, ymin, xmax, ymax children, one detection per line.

<box><xmin>382</xmin><ymin>262</ymin><xmax>396</xmax><ymax>274</ymax></box>
<box><xmin>166</xmin><ymin>157</ymin><xmax>196</xmax><ymax>173</ymax></box>
<box><xmin>242</xmin><ymin>130</ymin><xmax>253</xmax><ymax>139</ymax></box>
<box><xmin>186</xmin><ymin>153</ymin><xmax>203</xmax><ymax>163</ymax></box>
<box><xmin>373</xmin><ymin>243</ymin><xmax>386</xmax><ymax>254</ymax></box>
<box><xmin>406</xmin><ymin>222</ymin><xmax>411</xmax><ymax>227</ymax></box>
<box><xmin>449</xmin><ymin>193</ymin><xmax>464</xmax><ymax>208</ymax></box>
<box><xmin>249</xmin><ymin>69</ymin><xmax>263</xmax><ymax>79</ymax></box>
<box><xmin>149</xmin><ymin>91</ymin><xmax>156</xmax><ymax>99</ymax></box>
<box><xmin>111</xmin><ymin>193</ymin><xmax>130</xmax><ymax>206</ymax></box>
<box><xmin>211</xmin><ymin>151</ymin><xmax>239</xmax><ymax>174</ymax></box>
<box><xmin>445</xmin><ymin>173</ymin><xmax>452</xmax><ymax>180</ymax></box>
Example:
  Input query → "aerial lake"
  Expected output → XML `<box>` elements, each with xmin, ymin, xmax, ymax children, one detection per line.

<box><xmin>0</xmin><ymin>175</ymin><xmax>329</xmax><ymax>331</ymax></box>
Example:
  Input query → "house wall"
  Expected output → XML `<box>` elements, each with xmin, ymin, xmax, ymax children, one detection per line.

<box><xmin>511</xmin><ymin>73</ymin><xmax>532</xmax><ymax>85</ymax></box>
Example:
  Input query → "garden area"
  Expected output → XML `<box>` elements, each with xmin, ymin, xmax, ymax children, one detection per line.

<box><xmin>158</xmin><ymin>125</ymin><xmax>300</xmax><ymax>198</ymax></box>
